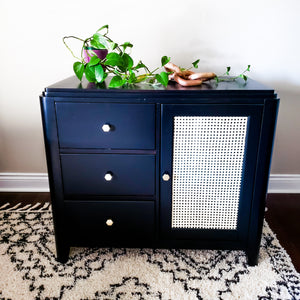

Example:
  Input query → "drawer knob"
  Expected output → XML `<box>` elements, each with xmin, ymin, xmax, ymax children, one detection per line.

<box><xmin>104</xmin><ymin>172</ymin><xmax>113</xmax><ymax>181</ymax></box>
<box><xmin>106</xmin><ymin>219</ymin><xmax>114</xmax><ymax>226</ymax></box>
<box><xmin>162</xmin><ymin>173</ymin><xmax>170</xmax><ymax>181</ymax></box>
<box><xmin>102</xmin><ymin>124</ymin><xmax>111</xmax><ymax>132</ymax></box>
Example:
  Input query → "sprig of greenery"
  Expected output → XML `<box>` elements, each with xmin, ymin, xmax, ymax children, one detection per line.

<box><xmin>64</xmin><ymin>25</ymin><xmax>250</xmax><ymax>87</ymax></box>
<box><xmin>63</xmin><ymin>25</ymin><xmax>170</xmax><ymax>88</ymax></box>
<box><xmin>215</xmin><ymin>65</ymin><xmax>251</xmax><ymax>83</ymax></box>
<box><xmin>179</xmin><ymin>59</ymin><xmax>200</xmax><ymax>72</ymax></box>
<box><xmin>192</xmin><ymin>59</ymin><xmax>200</xmax><ymax>69</ymax></box>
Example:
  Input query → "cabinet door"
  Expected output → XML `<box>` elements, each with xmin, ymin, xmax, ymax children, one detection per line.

<box><xmin>160</xmin><ymin>104</ymin><xmax>263</xmax><ymax>243</ymax></box>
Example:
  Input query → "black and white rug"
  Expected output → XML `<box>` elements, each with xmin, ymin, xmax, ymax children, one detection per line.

<box><xmin>0</xmin><ymin>203</ymin><xmax>299</xmax><ymax>299</ymax></box>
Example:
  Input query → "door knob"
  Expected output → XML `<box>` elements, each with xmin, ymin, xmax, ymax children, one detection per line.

<box><xmin>104</xmin><ymin>172</ymin><xmax>113</xmax><ymax>181</ymax></box>
<box><xmin>102</xmin><ymin>124</ymin><xmax>111</xmax><ymax>132</ymax></box>
<box><xmin>106</xmin><ymin>219</ymin><xmax>114</xmax><ymax>226</ymax></box>
<box><xmin>162</xmin><ymin>173</ymin><xmax>170</xmax><ymax>181</ymax></box>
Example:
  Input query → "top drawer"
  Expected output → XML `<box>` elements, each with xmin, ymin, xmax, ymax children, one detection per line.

<box><xmin>55</xmin><ymin>103</ymin><xmax>155</xmax><ymax>149</ymax></box>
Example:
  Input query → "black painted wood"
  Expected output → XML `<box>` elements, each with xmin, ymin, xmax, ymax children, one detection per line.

<box><xmin>40</xmin><ymin>76</ymin><xmax>279</xmax><ymax>264</ymax></box>
<box><xmin>44</xmin><ymin>76</ymin><xmax>275</xmax><ymax>99</ymax></box>
<box><xmin>65</xmin><ymin>201</ymin><xmax>155</xmax><ymax>243</ymax></box>
<box><xmin>160</xmin><ymin>104</ymin><xmax>263</xmax><ymax>245</ymax></box>
<box><xmin>40</xmin><ymin>97</ymin><xmax>70</xmax><ymax>262</ymax></box>
<box><xmin>56</xmin><ymin>103</ymin><xmax>156</xmax><ymax>149</ymax></box>
<box><xmin>246</xmin><ymin>98</ymin><xmax>279</xmax><ymax>265</ymax></box>
<box><xmin>61</xmin><ymin>154</ymin><xmax>155</xmax><ymax>196</ymax></box>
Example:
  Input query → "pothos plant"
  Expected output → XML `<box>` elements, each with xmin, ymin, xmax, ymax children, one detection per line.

<box><xmin>215</xmin><ymin>65</ymin><xmax>251</xmax><ymax>83</ymax></box>
<box><xmin>63</xmin><ymin>25</ymin><xmax>175</xmax><ymax>88</ymax></box>
<box><xmin>63</xmin><ymin>25</ymin><xmax>250</xmax><ymax>87</ymax></box>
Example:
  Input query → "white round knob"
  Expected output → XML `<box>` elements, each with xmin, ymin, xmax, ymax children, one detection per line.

<box><xmin>106</xmin><ymin>219</ymin><xmax>113</xmax><ymax>226</ymax></box>
<box><xmin>102</xmin><ymin>124</ymin><xmax>111</xmax><ymax>132</ymax></box>
<box><xmin>162</xmin><ymin>173</ymin><xmax>170</xmax><ymax>181</ymax></box>
<box><xmin>104</xmin><ymin>172</ymin><xmax>113</xmax><ymax>181</ymax></box>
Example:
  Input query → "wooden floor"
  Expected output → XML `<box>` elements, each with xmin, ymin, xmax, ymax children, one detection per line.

<box><xmin>265</xmin><ymin>193</ymin><xmax>300</xmax><ymax>272</ymax></box>
<box><xmin>0</xmin><ymin>192</ymin><xmax>299</xmax><ymax>272</ymax></box>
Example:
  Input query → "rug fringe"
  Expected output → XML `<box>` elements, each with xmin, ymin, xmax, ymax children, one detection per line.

<box><xmin>0</xmin><ymin>202</ymin><xmax>10</xmax><ymax>209</ymax></box>
<box><xmin>7</xmin><ymin>203</ymin><xmax>22</xmax><ymax>210</ymax></box>
<box><xmin>27</xmin><ymin>203</ymin><xmax>41</xmax><ymax>210</ymax></box>
<box><xmin>39</xmin><ymin>202</ymin><xmax>50</xmax><ymax>211</ymax></box>
<box><xmin>17</xmin><ymin>204</ymin><xmax>32</xmax><ymax>211</ymax></box>
<box><xmin>0</xmin><ymin>202</ymin><xmax>51</xmax><ymax>212</ymax></box>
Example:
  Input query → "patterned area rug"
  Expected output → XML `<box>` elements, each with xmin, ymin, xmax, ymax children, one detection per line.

<box><xmin>0</xmin><ymin>203</ymin><xmax>299</xmax><ymax>300</ymax></box>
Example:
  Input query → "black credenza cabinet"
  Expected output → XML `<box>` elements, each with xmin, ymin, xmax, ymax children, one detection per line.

<box><xmin>40</xmin><ymin>76</ymin><xmax>279</xmax><ymax>265</ymax></box>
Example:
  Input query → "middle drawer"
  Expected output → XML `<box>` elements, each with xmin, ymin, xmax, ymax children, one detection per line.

<box><xmin>61</xmin><ymin>154</ymin><xmax>155</xmax><ymax>196</ymax></box>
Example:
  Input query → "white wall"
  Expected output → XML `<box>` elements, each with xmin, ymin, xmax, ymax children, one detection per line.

<box><xmin>0</xmin><ymin>0</ymin><xmax>299</xmax><ymax>173</ymax></box>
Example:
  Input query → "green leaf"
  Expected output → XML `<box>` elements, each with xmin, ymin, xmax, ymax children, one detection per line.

<box><xmin>109</xmin><ymin>75</ymin><xmax>125</xmax><ymax>88</ymax></box>
<box><xmin>160</xmin><ymin>72</ymin><xmax>169</xmax><ymax>86</ymax></box>
<box><xmin>155</xmin><ymin>71</ymin><xmax>169</xmax><ymax>87</ymax></box>
<box><xmin>103</xmin><ymin>73</ymin><xmax>108</xmax><ymax>81</ymax></box>
<box><xmin>120</xmin><ymin>42</ymin><xmax>133</xmax><ymax>52</ymax></box>
<box><xmin>73</xmin><ymin>62</ymin><xmax>85</xmax><ymax>81</ymax></box>
<box><xmin>128</xmin><ymin>72</ymin><xmax>137</xmax><ymax>84</ymax></box>
<box><xmin>122</xmin><ymin>53</ymin><xmax>134</xmax><ymax>69</ymax></box>
<box><xmin>88</xmin><ymin>55</ymin><xmax>100</xmax><ymax>66</ymax></box>
<box><xmin>95</xmin><ymin>64</ymin><xmax>104</xmax><ymax>83</ymax></box>
<box><xmin>161</xmin><ymin>56</ymin><xmax>171</xmax><ymax>66</ymax></box>
<box><xmin>192</xmin><ymin>59</ymin><xmax>200</xmax><ymax>68</ymax></box>
<box><xmin>109</xmin><ymin>42</ymin><xmax>118</xmax><ymax>50</ymax></box>
<box><xmin>97</xmin><ymin>25</ymin><xmax>109</xmax><ymax>33</ymax></box>
<box><xmin>247</xmin><ymin>65</ymin><xmax>251</xmax><ymax>71</ymax></box>
<box><xmin>133</xmin><ymin>62</ymin><xmax>147</xmax><ymax>70</ymax></box>
<box><xmin>242</xmin><ymin>74</ymin><xmax>248</xmax><ymax>81</ymax></box>
<box><xmin>226</xmin><ymin>66</ymin><xmax>231</xmax><ymax>75</ymax></box>
<box><xmin>90</xmin><ymin>39</ymin><xmax>106</xmax><ymax>50</ymax></box>
<box><xmin>104</xmin><ymin>52</ymin><xmax>123</xmax><ymax>67</ymax></box>
<box><xmin>85</xmin><ymin>65</ymin><xmax>96</xmax><ymax>82</ymax></box>
<box><xmin>93</xmin><ymin>33</ymin><xmax>109</xmax><ymax>49</ymax></box>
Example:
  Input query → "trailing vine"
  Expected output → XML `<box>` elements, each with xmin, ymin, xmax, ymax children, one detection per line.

<box><xmin>63</xmin><ymin>25</ymin><xmax>250</xmax><ymax>88</ymax></box>
<box><xmin>215</xmin><ymin>65</ymin><xmax>251</xmax><ymax>83</ymax></box>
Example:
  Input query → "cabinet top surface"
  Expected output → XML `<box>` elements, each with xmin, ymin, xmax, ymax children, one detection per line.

<box><xmin>44</xmin><ymin>76</ymin><xmax>275</xmax><ymax>99</ymax></box>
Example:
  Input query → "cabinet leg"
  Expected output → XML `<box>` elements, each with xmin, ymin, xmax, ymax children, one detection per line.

<box><xmin>246</xmin><ymin>249</ymin><xmax>259</xmax><ymax>266</ymax></box>
<box><xmin>56</xmin><ymin>245</ymin><xmax>70</xmax><ymax>263</ymax></box>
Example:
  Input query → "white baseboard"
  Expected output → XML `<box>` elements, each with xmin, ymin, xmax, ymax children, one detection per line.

<box><xmin>0</xmin><ymin>173</ymin><xmax>299</xmax><ymax>193</ymax></box>
<box><xmin>0</xmin><ymin>173</ymin><xmax>49</xmax><ymax>192</ymax></box>
<box><xmin>267</xmin><ymin>174</ymin><xmax>300</xmax><ymax>193</ymax></box>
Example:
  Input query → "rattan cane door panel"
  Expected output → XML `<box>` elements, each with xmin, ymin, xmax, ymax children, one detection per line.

<box><xmin>172</xmin><ymin>116</ymin><xmax>248</xmax><ymax>230</ymax></box>
<box><xmin>160</xmin><ymin>104</ymin><xmax>263</xmax><ymax>241</ymax></box>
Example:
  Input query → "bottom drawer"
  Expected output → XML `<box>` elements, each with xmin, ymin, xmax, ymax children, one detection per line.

<box><xmin>64</xmin><ymin>201</ymin><xmax>155</xmax><ymax>244</ymax></box>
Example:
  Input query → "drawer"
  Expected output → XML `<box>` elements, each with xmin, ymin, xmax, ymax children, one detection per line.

<box><xmin>55</xmin><ymin>102</ymin><xmax>155</xmax><ymax>149</ymax></box>
<box><xmin>65</xmin><ymin>201</ymin><xmax>155</xmax><ymax>242</ymax></box>
<box><xmin>61</xmin><ymin>154</ymin><xmax>155</xmax><ymax>196</ymax></box>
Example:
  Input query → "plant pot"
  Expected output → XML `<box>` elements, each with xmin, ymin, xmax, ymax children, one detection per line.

<box><xmin>83</xmin><ymin>47</ymin><xmax>108</xmax><ymax>63</ymax></box>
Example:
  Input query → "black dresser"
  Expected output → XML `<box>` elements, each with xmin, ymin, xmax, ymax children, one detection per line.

<box><xmin>40</xmin><ymin>76</ymin><xmax>279</xmax><ymax>265</ymax></box>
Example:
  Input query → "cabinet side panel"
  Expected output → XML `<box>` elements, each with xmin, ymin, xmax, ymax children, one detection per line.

<box><xmin>247</xmin><ymin>97</ymin><xmax>280</xmax><ymax>264</ymax></box>
<box><xmin>40</xmin><ymin>96</ymin><xmax>68</xmax><ymax>260</ymax></box>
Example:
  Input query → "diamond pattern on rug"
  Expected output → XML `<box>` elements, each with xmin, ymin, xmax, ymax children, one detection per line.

<box><xmin>0</xmin><ymin>210</ymin><xmax>299</xmax><ymax>300</ymax></box>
